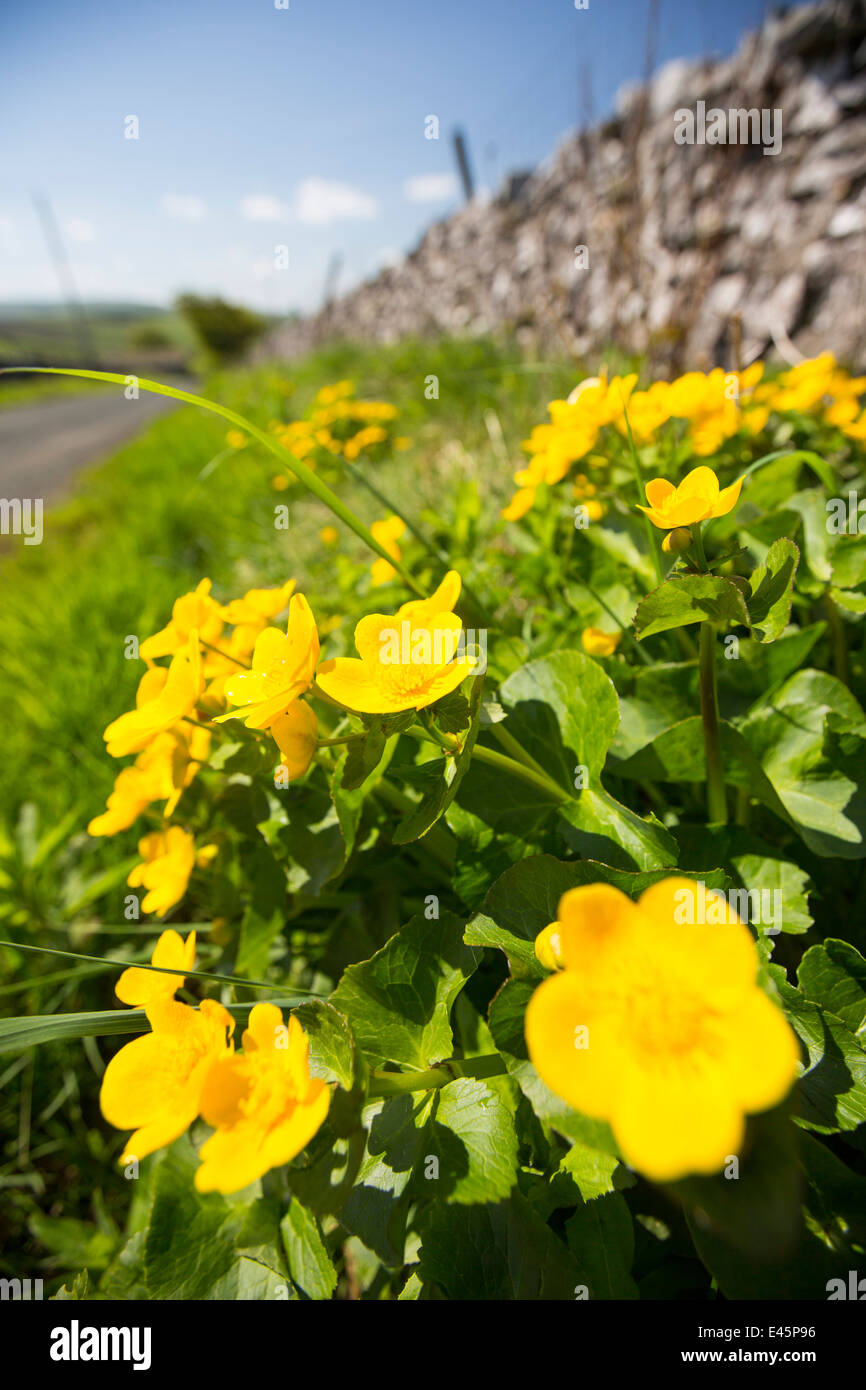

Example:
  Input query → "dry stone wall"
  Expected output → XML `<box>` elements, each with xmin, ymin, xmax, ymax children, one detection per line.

<box><xmin>262</xmin><ymin>0</ymin><xmax>866</xmax><ymax>373</ymax></box>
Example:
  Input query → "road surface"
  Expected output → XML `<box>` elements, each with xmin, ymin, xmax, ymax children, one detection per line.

<box><xmin>0</xmin><ymin>390</ymin><xmax>182</xmax><ymax>501</ymax></box>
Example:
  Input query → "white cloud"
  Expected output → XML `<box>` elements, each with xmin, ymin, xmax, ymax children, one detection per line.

<box><xmin>240</xmin><ymin>195</ymin><xmax>287</xmax><ymax>222</ymax></box>
<box><xmin>162</xmin><ymin>194</ymin><xmax>208</xmax><ymax>222</ymax></box>
<box><xmin>403</xmin><ymin>172</ymin><xmax>458</xmax><ymax>204</ymax></box>
<box><xmin>66</xmin><ymin>218</ymin><xmax>95</xmax><ymax>243</ymax></box>
<box><xmin>293</xmin><ymin>177</ymin><xmax>378</xmax><ymax>226</ymax></box>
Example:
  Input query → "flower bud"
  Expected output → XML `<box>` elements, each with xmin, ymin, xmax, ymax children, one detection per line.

<box><xmin>535</xmin><ymin>922</ymin><xmax>564</xmax><ymax>971</ymax></box>
<box><xmin>662</xmin><ymin>527</ymin><xmax>693</xmax><ymax>555</ymax></box>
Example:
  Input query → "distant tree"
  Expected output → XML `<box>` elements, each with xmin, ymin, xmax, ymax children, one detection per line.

<box><xmin>129</xmin><ymin>324</ymin><xmax>173</xmax><ymax>350</ymax></box>
<box><xmin>175</xmin><ymin>294</ymin><xmax>266</xmax><ymax>362</ymax></box>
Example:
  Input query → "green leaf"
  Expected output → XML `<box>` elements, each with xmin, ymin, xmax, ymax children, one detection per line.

<box><xmin>329</xmin><ymin>732</ymin><xmax>396</xmax><ymax>860</ymax></box>
<box><xmin>798</xmin><ymin>939</ymin><xmax>866</xmax><ymax>1037</ymax></box>
<box><xmin>330</xmin><ymin>911</ymin><xmax>480</xmax><ymax>1069</ymax></box>
<box><xmin>565</xmin><ymin>1194</ymin><xmax>639</xmax><ymax>1299</ymax></box>
<box><xmin>634</xmin><ymin>574</ymin><xmax>750</xmax><ymax>640</ymax></box>
<box><xmin>291</xmin><ymin>999</ymin><xmax>358</xmax><ymax>1090</ymax></box>
<box><xmin>770</xmin><ymin>967</ymin><xmax>866</xmax><ymax>1133</ymax></box>
<box><xmin>235</xmin><ymin>841</ymin><xmax>287</xmax><ymax>978</ymax></box>
<box><xmin>0</xmin><ymin>997</ymin><xmax>311</xmax><ymax>1056</ymax></box>
<box><xmin>417</xmin><ymin>1191</ymin><xmax>583</xmax><ymax>1299</ymax></box>
<box><xmin>747</xmin><ymin>538</ymin><xmax>799</xmax><ymax>643</ymax></box>
<box><xmin>258</xmin><ymin>770</ymin><xmax>348</xmax><ymax>892</ymax></box>
<box><xmin>609</xmin><ymin>662</ymin><xmax>699</xmax><ymax>762</ymax></box>
<box><xmin>555</xmin><ymin>1141</ymin><xmax>633</xmax><ymax>1203</ymax></box>
<box><xmin>340</xmin><ymin>1078</ymin><xmax>519</xmax><ymax>1266</ymax></box>
<box><xmin>494</xmin><ymin>652</ymin><xmax>677</xmax><ymax>871</ymax></box>
<box><xmin>144</xmin><ymin>1137</ymin><xmax>289</xmax><ymax>1299</ymax></box>
<box><xmin>688</xmin><ymin>1130</ymin><xmax>866</xmax><ymax>1298</ymax></box>
<box><xmin>280</xmin><ymin>1197</ymin><xmax>336</xmax><ymax>1300</ymax></box>
<box><xmin>432</xmin><ymin>688</ymin><xmax>471</xmax><ymax>734</ymax></box>
<box><xmin>831</xmin><ymin>533</ymin><xmax>866</xmax><ymax>590</ymax></box>
<box><xmin>739</xmin><ymin>670</ymin><xmax>866</xmax><ymax>857</ymax></box>
<box><xmin>466</xmin><ymin>854</ymin><xmax>729</xmax><ymax>977</ymax></box>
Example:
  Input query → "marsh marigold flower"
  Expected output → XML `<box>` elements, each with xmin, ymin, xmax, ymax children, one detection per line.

<box><xmin>115</xmin><ymin>928</ymin><xmax>197</xmax><ymax>1007</ymax></box>
<box><xmin>582</xmin><ymin>627</ymin><xmax>620</xmax><ymax>657</ymax></box>
<box><xmin>127</xmin><ymin>826</ymin><xmax>209</xmax><ymax>917</ymax></box>
<box><xmin>218</xmin><ymin>580</ymin><xmax>295</xmax><ymax>628</ymax></box>
<box><xmin>370</xmin><ymin>515</ymin><xmax>406</xmax><ymax>586</ymax></box>
<box><xmin>638</xmin><ymin>465</ymin><xmax>743</xmax><ymax>531</ymax></box>
<box><xmin>194</xmin><ymin>1005</ymin><xmax>330</xmax><ymax>1194</ymax></box>
<box><xmin>140</xmin><ymin>580</ymin><xmax>223</xmax><ymax>662</ymax></box>
<box><xmin>101</xmin><ymin>997</ymin><xmax>234</xmax><ymax>1163</ymax></box>
<box><xmin>270</xmin><ymin>700</ymin><xmax>318</xmax><ymax>779</ymax></box>
<box><xmin>103</xmin><ymin>638</ymin><xmax>204</xmax><ymax>758</ymax></box>
<box><xmin>88</xmin><ymin>724</ymin><xmax>210</xmax><ymax>835</ymax></box>
<box><xmin>316</xmin><ymin>570</ymin><xmax>472</xmax><ymax>714</ymax></box>
<box><xmin>525</xmin><ymin>879</ymin><xmax>799</xmax><ymax>1181</ymax></box>
<box><xmin>217</xmin><ymin>594</ymin><xmax>319</xmax><ymax>730</ymax></box>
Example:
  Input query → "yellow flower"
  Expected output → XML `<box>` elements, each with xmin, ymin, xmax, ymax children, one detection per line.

<box><xmin>271</xmin><ymin>700</ymin><xmax>318</xmax><ymax>779</ymax></box>
<box><xmin>370</xmin><ymin>515</ymin><xmax>406</xmax><ymax>586</ymax></box>
<box><xmin>100</xmin><ymin>997</ymin><xmax>234</xmax><ymax>1163</ymax></box>
<box><xmin>127</xmin><ymin>827</ymin><xmax>200</xmax><ymax>916</ymax></box>
<box><xmin>319</xmin><ymin>525</ymin><xmax>339</xmax><ymax>546</ymax></box>
<box><xmin>272</xmin><ymin>474</ymin><xmax>290</xmax><ymax>491</ymax></box>
<box><xmin>140</xmin><ymin>580</ymin><xmax>223</xmax><ymax>662</ymax></box>
<box><xmin>218</xmin><ymin>580</ymin><xmax>296</xmax><ymax>627</ymax></box>
<box><xmin>88</xmin><ymin>724</ymin><xmax>210</xmax><ymax>835</ymax></box>
<box><xmin>315</xmin><ymin>380</ymin><xmax>355</xmax><ymax>406</ymax></box>
<box><xmin>226</xmin><ymin>429</ymin><xmax>247</xmax><ymax>450</ymax></box>
<box><xmin>103</xmin><ymin>638</ymin><xmax>204</xmax><ymax>758</ymax></box>
<box><xmin>501</xmin><ymin>486</ymin><xmax>536</xmax><ymax>521</ymax></box>
<box><xmin>216</xmin><ymin>594</ymin><xmax>319</xmax><ymax>730</ymax></box>
<box><xmin>316</xmin><ymin>570</ymin><xmax>471</xmax><ymax>714</ymax></box>
<box><xmin>115</xmin><ymin>928</ymin><xmax>197</xmax><ymax>1007</ymax></box>
<box><xmin>194</xmin><ymin>1004</ymin><xmax>330</xmax><ymax>1194</ymax></box>
<box><xmin>582</xmin><ymin>627</ymin><xmax>620</xmax><ymax>657</ymax></box>
<box><xmin>525</xmin><ymin>879</ymin><xmax>799</xmax><ymax>1181</ymax></box>
<box><xmin>535</xmin><ymin>922</ymin><xmax>564</xmax><ymax>971</ymax></box>
<box><xmin>638</xmin><ymin>465</ymin><xmax>743</xmax><ymax>530</ymax></box>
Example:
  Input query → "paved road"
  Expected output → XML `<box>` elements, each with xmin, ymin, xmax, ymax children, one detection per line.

<box><xmin>0</xmin><ymin>390</ymin><xmax>181</xmax><ymax>501</ymax></box>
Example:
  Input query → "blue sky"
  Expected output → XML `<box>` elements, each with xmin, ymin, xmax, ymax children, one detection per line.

<box><xmin>1</xmin><ymin>0</ymin><xmax>789</xmax><ymax>313</ymax></box>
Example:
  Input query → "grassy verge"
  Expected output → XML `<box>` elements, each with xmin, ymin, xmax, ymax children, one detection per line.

<box><xmin>0</xmin><ymin>336</ymin><xmax>577</xmax><ymax>824</ymax></box>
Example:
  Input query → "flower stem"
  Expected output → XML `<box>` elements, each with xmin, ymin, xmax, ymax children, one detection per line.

<box><xmin>402</xmin><ymin>726</ymin><xmax>568</xmax><ymax>803</ymax></box>
<box><xmin>699</xmin><ymin>621</ymin><xmax>728</xmax><ymax>824</ymax></box>
<box><xmin>824</xmin><ymin>593</ymin><xmax>850</xmax><ymax>687</ymax></box>
<box><xmin>368</xmin><ymin>1054</ymin><xmax>509</xmax><ymax>1097</ymax></box>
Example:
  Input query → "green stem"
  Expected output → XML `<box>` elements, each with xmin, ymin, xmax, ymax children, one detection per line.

<box><xmin>824</xmin><ymin>593</ymin><xmax>850</xmax><ymax>687</ymax></box>
<box><xmin>473</xmin><ymin>744</ymin><xmax>569</xmax><ymax>802</ymax></box>
<box><xmin>402</xmin><ymin>726</ymin><xmax>568</xmax><ymax>803</ymax></box>
<box><xmin>621</xmin><ymin>398</ymin><xmax>663</xmax><ymax>585</ymax></box>
<box><xmin>200</xmin><ymin>638</ymin><xmax>250</xmax><ymax>669</ymax></box>
<box><xmin>0</xmin><ymin>366</ymin><xmax>425</xmax><ymax>596</ymax></box>
<box><xmin>490</xmin><ymin>723</ymin><xmax>557</xmax><ymax>779</ymax></box>
<box><xmin>368</xmin><ymin>1054</ymin><xmax>509</xmax><ymax>1097</ymax></box>
<box><xmin>699</xmin><ymin>622</ymin><xmax>728</xmax><ymax>824</ymax></box>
